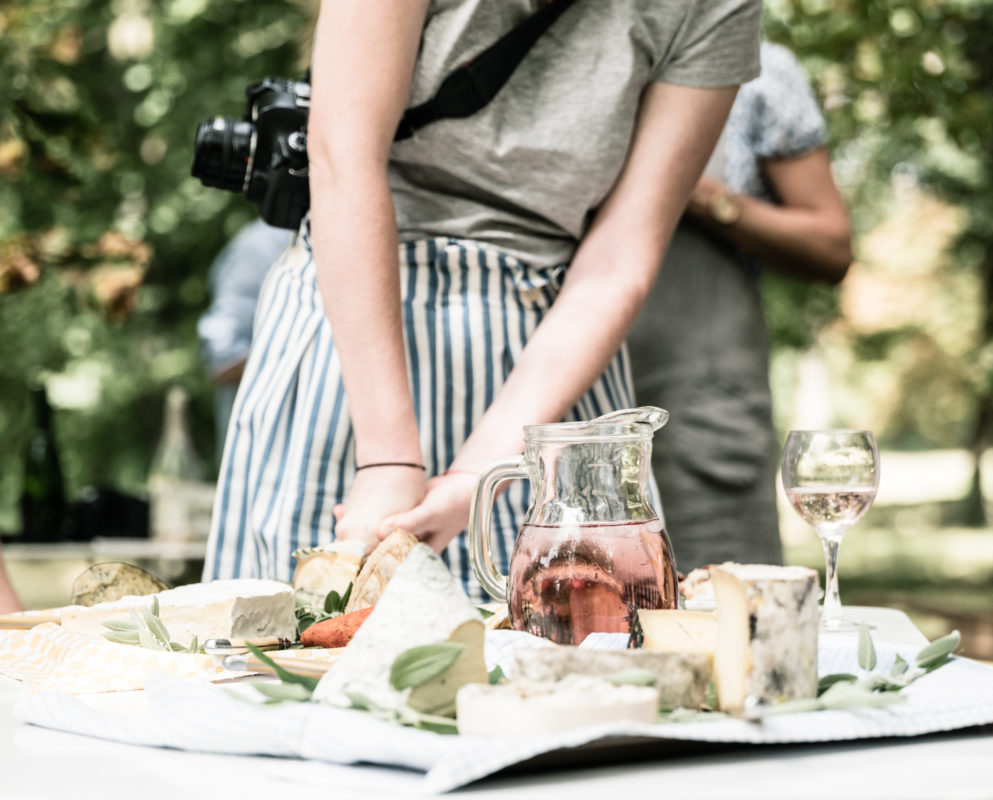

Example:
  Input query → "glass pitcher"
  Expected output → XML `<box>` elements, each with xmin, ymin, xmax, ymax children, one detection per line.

<box><xmin>468</xmin><ymin>407</ymin><xmax>678</xmax><ymax>645</ymax></box>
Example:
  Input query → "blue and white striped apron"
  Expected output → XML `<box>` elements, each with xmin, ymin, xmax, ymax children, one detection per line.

<box><xmin>202</xmin><ymin>232</ymin><xmax>636</xmax><ymax>603</ymax></box>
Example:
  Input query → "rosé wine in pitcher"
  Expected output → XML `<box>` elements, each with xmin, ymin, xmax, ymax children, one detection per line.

<box><xmin>507</xmin><ymin>519</ymin><xmax>677</xmax><ymax>645</ymax></box>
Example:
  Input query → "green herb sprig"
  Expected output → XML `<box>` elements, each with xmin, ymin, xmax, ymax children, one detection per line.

<box><xmin>101</xmin><ymin>597</ymin><xmax>200</xmax><ymax>654</ymax></box>
<box><xmin>295</xmin><ymin>583</ymin><xmax>353</xmax><ymax>635</ymax></box>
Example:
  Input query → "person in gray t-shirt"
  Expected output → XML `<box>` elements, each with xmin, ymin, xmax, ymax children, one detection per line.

<box><xmin>205</xmin><ymin>0</ymin><xmax>765</xmax><ymax>597</ymax></box>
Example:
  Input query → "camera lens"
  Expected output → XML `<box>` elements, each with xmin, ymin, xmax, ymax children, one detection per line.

<box><xmin>191</xmin><ymin>117</ymin><xmax>255</xmax><ymax>193</ymax></box>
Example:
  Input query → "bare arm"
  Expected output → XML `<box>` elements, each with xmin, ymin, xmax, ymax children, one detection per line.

<box><xmin>308</xmin><ymin>0</ymin><xmax>432</xmax><ymax>548</ymax></box>
<box><xmin>686</xmin><ymin>147</ymin><xmax>853</xmax><ymax>284</ymax></box>
<box><xmin>383</xmin><ymin>81</ymin><xmax>740</xmax><ymax>550</ymax></box>
<box><xmin>0</xmin><ymin>543</ymin><xmax>22</xmax><ymax>613</ymax></box>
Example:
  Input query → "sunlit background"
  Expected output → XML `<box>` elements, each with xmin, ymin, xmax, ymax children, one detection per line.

<box><xmin>1</xmin><ymin>1</ymin><xmax>990</xmax><ymax>657</ymax></box>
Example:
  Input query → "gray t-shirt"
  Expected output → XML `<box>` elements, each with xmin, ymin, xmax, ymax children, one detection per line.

<box><xmin>389</xmin><ymin>0</ymin><xmax>762</xmax><ymax>267</ymax></box>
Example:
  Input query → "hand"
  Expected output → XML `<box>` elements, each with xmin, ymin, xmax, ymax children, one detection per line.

<box><xmin>685</xmin><ymin>175</ymin><xmax>723</xmax><ymax>219</ymax></box>
<box><xmin>333</xmin><ymin>466</ymin><xmax>427</xmax><ymax>552</ymax></box>
<box><xmin>378</xmin><ymin>471</ymin><xmax>478</xmax><ymax>554</ymax></box>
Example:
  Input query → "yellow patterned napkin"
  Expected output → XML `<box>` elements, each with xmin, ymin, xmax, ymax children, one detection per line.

<box><xmin>0</xmin><ymin>623</ymin><xmax>237</xmax><ymax>693</ymax></box>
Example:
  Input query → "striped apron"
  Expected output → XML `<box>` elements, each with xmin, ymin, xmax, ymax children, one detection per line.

<box><xmin>202</xmin><ymin>232</ymin><xmax>636</xmax><ymax>603</ymax></box>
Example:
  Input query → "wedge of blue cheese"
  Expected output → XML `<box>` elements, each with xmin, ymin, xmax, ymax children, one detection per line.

<box><xmin>457</xmin><ymin>676</ymin><xmax>660</xmax><ymax>736</ymax></box>
<box><xmin>512</xmin><ymin>645</ymin><xmax>710</xmax><ymax>710</ymax></box>
<box><xmin>709</xmin><ymin>563</ymin><xmax>819</xmax><ymax>712</ymax></box>
<box><xmin>312</xmin><ymin>544</ymin><xmax>487</xmax><ymax>716</ymax></box>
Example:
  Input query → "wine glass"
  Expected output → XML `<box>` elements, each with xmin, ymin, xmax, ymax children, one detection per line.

<box><xmin>781</xmin><ymin>430</ymin><xmax>880</xmax><ymax>632</ymax></box>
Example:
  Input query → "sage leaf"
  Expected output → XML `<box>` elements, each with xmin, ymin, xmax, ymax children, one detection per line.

<box><xmin>189</xmin><ymin>635</ymin><xmax>198</xmax><ymax>654</ymax></box>
<box><xmin>818</xmin><ymin>673</ymin><xmax>857</xmax><ymax>695</ymax></box>
<box><xmin>102</xmin><ymin>620</ymin><xmax>138</xmax><ymax>633</ymax></box>
<box><xmin>324</xmin><ymin>590</ymin><xmax>341</xmax><ymax>614</ymax></box>
<box><xmin>476</xmin><ymin>606</ymin><xmax>495</xmax><ymax>619</ymax></box>
<box><xmin>340</xmin><ymin>582</ymin><xmax>352</xmax><ymax>610</ymax></box>
<box><xmin>890</xmin><ymin>654</ymin><xmax>909</xmax><ymax>677</ymax></box>
<box><xmin>344</xmin><ymin>690</ymin><xmax>390</xmax><ymax>713</ymax></box>
<box><xmin>858</xmin><ymin>623</ymin><xmax>877</xmax><ymax>671</ymax></box>
<box><xmin>819</xmin><ymin>681</ymin><xmax>903</xmax><ymax>710</ymax></box>
<box><xmin>605</xmin><ymin>668</ymin><xmax>657</xmax><ymax>687</ymax></box>
<box><xmin>488</xmin><ymin>665</ymin><xmax>505</xmax><ymax>685</ymax></box>
<box><xmin>412</xmin><ymin>713</ymin><xmax>459</xmax><ymax>735</ymax></box>
<box><xmin>137</xmin><ymin>626</ymin><xmax>163</xmax><ymax>651</ymax></box>
<box><xmin>104</xmin><ymin>630</ymin><xmax>141</xmax><ymax>645</ymax></box>
<box><xmin>152</xmin><ymin>597</ymin><xmax>160</xmax><ymax>617</ymax></box>
<box><xmin>252</xmin><ymin>682</ymin><xmax>313</xmax><ymax>703</ymax></box>
<box><xmin>245</xmin><ymin>643</ymin><xmax>320</xmax><ymax>692</ymax></box>
<box><xmin>915</xmin><ymin>630</ymin><xmax>960</xmax><ymax>671</ymax></box>
<box><xmin>389</xmin><ymin>641</ymin><xmax>464</xmax><ymax>691</ymax></box>
<box><xmin>167</xmin><ymin>642</ymin><xmax>188</xmax><ymax>652</ymax></box>
<box><xmin>139</xmin><ymin>604</ymin><xmax>171</xmax><ymax>645</ymax></box>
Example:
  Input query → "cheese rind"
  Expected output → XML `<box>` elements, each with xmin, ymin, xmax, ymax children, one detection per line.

<box><xmin>710</xmin><ymin>563</ymin><xmax>819</xmax><ymax>711</ymax></box>
<box><xmin>512</xmin><ymin>645</ymin><xmax>710</xmax><ymax>710</ymax></box>
<box><xmin>59</xmin><ymin>579</ymin><xmax>297</xmax><ymax>645</ymax></box>
<box><xmin>313</xmin><ymin>544</ymin><xmax>487</xmax><ymax>716</ymax></box>
<box><xmin>456</xmin><ymin>676</ymin><xmax>660</xmax><ymax>737</ymax></box>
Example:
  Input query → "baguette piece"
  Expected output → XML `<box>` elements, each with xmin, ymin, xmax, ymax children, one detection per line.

<box><xmin>344</xmin><ymin>529</ymin><xmax>418</xmax><ymax>613</ymax></box>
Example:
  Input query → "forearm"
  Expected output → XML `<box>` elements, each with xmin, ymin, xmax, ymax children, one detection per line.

<box><xmin>688</xmin><ymin>190</ymin><xmax>852</xmax><ymax>283</ymax></box>
<box><xmin>306</xmin><ymin>0</ymin><xmax>430</xmax><ymax>467</ymax></box>
<box><xmin>309</xmin><ymin>164</ymin><xmax>422</xmax><ymax>466</ymax></box>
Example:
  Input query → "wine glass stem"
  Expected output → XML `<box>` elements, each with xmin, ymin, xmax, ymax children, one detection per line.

<box><xmin>819</xmin><ymin>533</ymin><xmax>844</xmax><ymax>625</ymax></box>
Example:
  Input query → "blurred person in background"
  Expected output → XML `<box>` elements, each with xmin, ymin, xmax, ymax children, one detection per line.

<box><xmin>197</xmin><ymin>219</ymin><xmax>290</xmax><ymax>462</ymax></box>
<box><xmin>627</xmin><ymin>41</ymin><xmax>853</xmax><ymax>572</ymax></box>
<box><xmin>204</xmin><ymin>0</ymin><xmax>764</xmax><ymax>601</ymax></box>
<box><xmin>0</xmin><ymin>544</ymin><xmax>22</xmax><ymax>613</ymax></box>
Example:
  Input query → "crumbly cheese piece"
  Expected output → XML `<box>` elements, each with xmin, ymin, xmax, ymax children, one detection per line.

<box><xmin>512</xmin><ymin>645</ymin><xmax>710</xmax><ymax>710</ymax></box>
<box><xmin>69</xmin><ymin>562</ymin><xmax>169</xmax><ymax>607</ymax></box>
<box><xmin>313</xmin><ymin>544</ymin><xmax>487</xmax><ymax>716</ymax></box>
<box><xmin>632</xmin><ymin>609</ymin><xmax>718</xmax><ymax>655</ymax></box>
<box><xmin>60</xmin><ymin>579</ymin><xmax>297</xmax><ymax>645</ymax></box>
<box><xmin>292</xmin><ymin>541</ymin><xmax>365</xmax><ymax>609</ymax></box>
<box><xmin>456</xmin><ymin>676</ymin><xmax>660</xmax><ymax>737</ymax></box>
<box><xmin>709</xmin><ymin>563</ymin><xmax>819</xmax><ymax>712</ymax></box>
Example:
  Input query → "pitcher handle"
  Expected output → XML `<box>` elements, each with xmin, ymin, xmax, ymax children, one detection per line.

<box><xmin>468</xmin><ymin>457</ymin><xmax>528</xmax><ymax>603</ymax></box>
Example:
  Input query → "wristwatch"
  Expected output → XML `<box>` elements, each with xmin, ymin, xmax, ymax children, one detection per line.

<box><xmin>707</xmin><ymin>189</ymin><xmax>742</xmax><ymax>226</ymax></box>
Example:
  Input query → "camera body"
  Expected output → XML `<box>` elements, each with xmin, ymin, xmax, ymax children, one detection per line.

<box><xmin>191</xmin><ymin>77</ymin><xmax>311</xmax><ymax>230</ymax></box>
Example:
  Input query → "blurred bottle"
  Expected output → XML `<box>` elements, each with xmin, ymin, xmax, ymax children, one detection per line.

<box><xmin>20</xmin><ymin>384</ymin><xmax>67</xmax><ymax>542</ymax></box>
<box><xmin>148</xmin><ymin>386</ymin><xmax>212</xmax><ymax>543</ymax></box>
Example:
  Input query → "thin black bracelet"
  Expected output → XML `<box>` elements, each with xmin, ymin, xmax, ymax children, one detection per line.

<box><xmin>354</xmin><ymin>461</ymin><xmax>426</xmax><ymax>471</ymax></box>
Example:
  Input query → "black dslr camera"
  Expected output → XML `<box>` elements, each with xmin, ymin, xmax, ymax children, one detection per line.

<box><xmin>191</xmin><ymin>77</ymin><xmax>310</xmax><ymax>230</ymax></box>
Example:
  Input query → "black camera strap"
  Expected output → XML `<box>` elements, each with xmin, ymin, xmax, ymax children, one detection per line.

<box><xmin>394</xmin><ymin>0</ymin><xmax>579</xmax><ymax>141</ymax></box>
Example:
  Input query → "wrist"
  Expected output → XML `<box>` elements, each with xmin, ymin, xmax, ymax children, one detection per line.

<box><xmin>706</xmin><ymin>187</ymin><xmax>743</xmax><ymax>226</ymax></box>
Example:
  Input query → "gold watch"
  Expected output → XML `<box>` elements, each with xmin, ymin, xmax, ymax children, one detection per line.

<box><xmin>708</xmin><ymin>190</ymin><xmax>742</xmax><ymax>226</ymax></box>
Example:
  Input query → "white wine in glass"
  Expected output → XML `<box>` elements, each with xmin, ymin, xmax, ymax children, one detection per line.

<box><xmin>781</xmin><ymin>430</ymin><xmax>880</xmax><ymax>632</ymax></box>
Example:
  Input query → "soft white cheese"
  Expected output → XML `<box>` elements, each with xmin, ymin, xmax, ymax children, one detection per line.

<box><xmin>512</xmin><ymin>645</ymin><xmax>710</xmax><ymax>710</ymax></box>
<box><xmin>709</xmin><ymin>563</ymin><xmax>819</xmax><ymax>712</ymax></box>
<box><xmin>59</xmin><ymin>578</ymin><xmax>297</xmax><ymax>646</ymax></box>
<box><xmin>312</xmin><ymin>544</ymin><xmax>487</xmax><ymax>716</ymax></box>
<box><xmin>456</xmin><ymin>676</ymin><xmax>660</xmax><ymax>737</ymax></box>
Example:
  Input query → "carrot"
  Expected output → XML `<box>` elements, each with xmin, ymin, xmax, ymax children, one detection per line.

<box><xmin>301</xmin><ymin>606</ymin><xmax>374</xmax><ymax>648</ymax></box>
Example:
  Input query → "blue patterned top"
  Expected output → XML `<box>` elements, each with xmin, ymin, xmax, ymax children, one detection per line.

<box><xmin>723</xmin><ymin>42</ymin><xmax>828</xmax><ymax>202</ymax></box>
